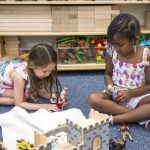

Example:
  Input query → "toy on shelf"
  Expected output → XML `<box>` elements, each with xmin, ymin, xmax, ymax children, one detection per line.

<box><xmin>32</xmin><ymin>109</ymin><xmax>109</xmax><ymax>150</ymax></box>
<box><xmin>57</xmin><ymin>36</ymin><xmax>89</xmax><ymax>64</ymax></box>
<box><xmin>90</xmin><ymin>36</ymin><xmax>107</xmax><ymax>63</ymax></box>
<box><xmin>120</xmin><ymin>124</ymin><xmax>133</xmax><ymax>142</ymax></box>
<box><xmin>139</xmin><ymin>34</ymin><xmax>150</xmax><ymax>47</ymax></box>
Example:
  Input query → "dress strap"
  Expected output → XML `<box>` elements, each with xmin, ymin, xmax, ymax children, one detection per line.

<box><xmin>142</xmin><ymin>47</ymin><xmax>149</xmax><ymax>62</ymax></box>
<box><xmin>112</xmin><ymin>50</ymin><xmax>117</xmax><ymax>59</ymax></box>
<box><xmin>141</xmin><ymin>47</ymin><xmax>150</xmax><ymax>66</ymax></box>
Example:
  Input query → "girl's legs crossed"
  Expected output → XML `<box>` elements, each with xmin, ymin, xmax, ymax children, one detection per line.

<box><xmin>113</xmin><ymin>96</ymin><xmax>150</xmax><ymax>126</ymax></box>
<box><xmin>87</xmin><ymin>92</ymin><xmax>130</xmax><ymax>115</ymax></box>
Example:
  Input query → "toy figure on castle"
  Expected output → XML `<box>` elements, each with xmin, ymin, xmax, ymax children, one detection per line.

<box><xmin>50</xmin><ymin>87</ymin><xmax>69</xmax><ymax>109</ymax></box>
<box><xmin>120</xmin><ymin>124</ymin><xmax>133</xmax><ymax>142</ymax></box>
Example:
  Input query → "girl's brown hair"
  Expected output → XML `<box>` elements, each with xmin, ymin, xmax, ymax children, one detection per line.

<box><xmin>27</xmin><ymin>43</ymin><xmax>61</xmax><ymax>100</ymax></box>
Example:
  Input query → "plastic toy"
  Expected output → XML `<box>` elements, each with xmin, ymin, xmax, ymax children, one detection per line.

<box><xmin>109</xmin><ymin>139</ymin><xmax>126</xmax><ymax>150</ymax></box>
<box><xmin>107</xmin><ymin>85</ymin><xmax>119</xmax><ymax>101</ymax></box>
<box><xmin>16</xmin><ymin>139</ymin><xmax>34</xmax><ymax>150</ymax></box>
<box><xmin>90</xmin><ymin>36</ymin><xmax>108</xmax><ymax>63</ymax></box>
<box><xmin>57</xmin><ymin>36</ymin><xmax>88</xmax><ymax>64</ymax></box>
<box><xmin>57</xmin><ymin>87</ymin><xmax>68</xmax><ymax>109</ymax></box>
<box><xmin>139</xmin><ymin>34</ymin><xmax>150</xmax><ymax>47</ymax></box>
<box><xmin>33</xmin><ymin>109</ymin><xmax>110</xmax><ymax>150</ymax></box>
<box><xmin>50</xmin><ymin>87</ymin><xmax>69</xmax><ymax>109</ymax></box>
<box><xmin>120</xmin><ymin>124</ymin><xmax>133</xmax><ymax>142</ymax></box>
<box><xmin>19</xmin><ymin>52</ymin><xmax>29</xmax><ymax>60</ymax></box>
<box><xmin>50</xmin><ymin>90</ymin><xmax>57</xmax><ymax>104</ymax></box>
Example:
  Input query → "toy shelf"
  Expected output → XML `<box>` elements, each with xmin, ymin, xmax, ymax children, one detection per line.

<box><xmin>0</xmin><ymin>1</ymin><xmax>149</xmax><ymax>71</ymax></box>
<box><xmin>0</xmin><ymin>1</ymin><xmax>150</xmax><ymax>5</ymax></box>
<box><xmin>57</xmin><ymin>62</ymin><xmax>106</xmax><ymax>71</ymax></box>
<box><xmin>0</xmin><ymin>27</ymin><xmax>149</xmax><ymax>36</ymax></box>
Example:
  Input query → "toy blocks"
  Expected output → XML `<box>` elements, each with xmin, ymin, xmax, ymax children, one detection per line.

<box><xmin>33</xmin><ymin>109</ymin><xmax>109</xmax><ymax>150</ymax></box>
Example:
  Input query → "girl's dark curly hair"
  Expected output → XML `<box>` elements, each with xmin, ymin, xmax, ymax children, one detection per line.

<box><xmin>107</xmin><ymin>13</ymin><xmax>140</xmax><ymax>44</ymax></box>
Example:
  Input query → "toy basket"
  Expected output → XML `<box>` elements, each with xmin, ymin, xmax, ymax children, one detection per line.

<box><xmin>90</xmin><ymin>37</ymin><xmax>107</xmax><ymax>63</ymax></box>
<box><xmin>57</xmin><ymin>36</ymin><xmax>89</xmax><ymax>64</ymax></box>
<box><xmin>95</xmin><ymin>47</ymin><xmax>107</xmax><ymax>63</ymax></box>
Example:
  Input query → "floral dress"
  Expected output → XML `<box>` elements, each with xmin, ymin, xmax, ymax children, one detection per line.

<box><xmin>0</xmin><ymin>59</ymin><xmax>30</xmax><ymax>97</ymax></box>
<box><xmin>112</xmin><ymin>47</ymin><xmax>150</xmax><ymax>109</ymax></box>
<box><xmin>112</xmin><ymin>48</ymin><xmax>149</xmax><ymax>89</ymax></box>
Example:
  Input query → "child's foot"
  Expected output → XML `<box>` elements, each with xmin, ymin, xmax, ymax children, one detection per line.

<box><xmin>145</xmin><ymin>120</ymin><xmax>150</xmax><ymax>130</ymax></box>
<box><xmin>109</xmin><ymin>115</ymin><xmax>113</xmax><ymax>125</ymax></box>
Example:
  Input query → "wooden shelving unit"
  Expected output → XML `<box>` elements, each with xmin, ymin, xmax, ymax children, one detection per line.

<box><xmin>0</xmin><ymin>1</ymin><xmax>150</xmax><ymax>71</ymax></box>
<box><xmin>0</xmin><ymin>1</ymin><xmax>149</xmax><ymax>5</ymax></box>
<box><xmin>0</xmin><ymin>28</ymin><xmax>149</xmax><ymax>36</ymax></box>
<box><xmin>57</xmin><ymin>63</ymin><xmax>105</xmax><ymax>71</ymax></box>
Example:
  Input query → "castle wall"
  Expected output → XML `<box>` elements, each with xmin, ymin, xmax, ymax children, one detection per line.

<box><xmin>82</xmin><ymin>122</ymin><xmax>109</xmax><ymax>150</ymax></box>
<box><xmin>67</xmin><ymin>124</ymin><xmax>83</xmax><ymax>146</ymax></box>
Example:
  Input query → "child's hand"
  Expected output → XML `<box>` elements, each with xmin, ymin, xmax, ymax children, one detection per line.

<box><xmin>116</xmin><ymin>90</ymin><xmax>131</xmax><ymax>104</ymax></box>
<box><xmin>106</xmin><ymin>85</ymin><xmax>113</xmax><ymax>96</ymax></box>
<box><xmin>44</xmin><ymin>104</ymin><xmax>60</xmax><ymax>112</ymax></box>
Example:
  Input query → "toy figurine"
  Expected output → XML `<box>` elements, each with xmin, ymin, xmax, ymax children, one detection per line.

<box><xmin>50</xmin><ymin>90</ymin><xmax>57</xmax><ymax>104</ymax></box>
<box><xmin>109</xmin><ymin>139</ymin><xmax>126</xmax><ymax>150</ymax></box>
<box><xmin>57</xmin><ymin>87</ymin><xmax>69</xmax><ymax>109</ymax></box>
<box><xmin>107</xmin><ymin>85</ymin><xmax>119</xmax><ymax>101</ymax></box>
<box><xmin>120</xmin><ymin>124</ymin><xmax>133</xmax><ymax>142</ymax></box>
<box><xmin>16</xmin><ymin>139</ymin><xmax>34</xmax><ymax>150</ymax></box>
<box><xmin>49</xmin><ymin>88</ymin><xmax>69</xmax><ymax>109</ymax></box>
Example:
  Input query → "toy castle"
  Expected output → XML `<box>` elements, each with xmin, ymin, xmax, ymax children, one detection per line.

<box><xmin>33</xmin><ymin>109</ymin><xmax>109</xmax><ymax>150</ymax></box>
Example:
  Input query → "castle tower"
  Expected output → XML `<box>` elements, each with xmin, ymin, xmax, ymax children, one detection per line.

<box><xmin>66</xmin><ymin>109</ymin><xmax>109</xmax><ymax>150</ymax></box>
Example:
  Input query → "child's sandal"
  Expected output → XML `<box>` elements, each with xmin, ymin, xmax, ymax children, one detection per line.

<box><xmin>145</xmin><ymin>120</ymin><xmax>150</xmax><ymax>130</ymax></box>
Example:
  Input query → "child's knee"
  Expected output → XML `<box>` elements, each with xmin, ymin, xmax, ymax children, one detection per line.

<box><xmin>87</xmin><ymin>93</ymin><xmax>99</xmax><ymax>107</ymax></box>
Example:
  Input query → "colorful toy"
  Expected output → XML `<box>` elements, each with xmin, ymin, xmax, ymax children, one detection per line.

<box><xmin>91</xmin><ymin>36</ymin><xmax>108</xmax><ymax>63</ymax></box>
<box><xmin>50</xmin><ymin>87</ymin><xmax>69</xmax><ymax>109</ymax></box>
<box><xmin>33</xmin><ymin>109</ymin><xmax>110</xmax><ymax>150</ymax></box>
<box><xmin>57</xmin><ymin>87</ymin><xmax>68</xmax><ymax>109</ymax></box>
<box><xmin>120</xmin><ymin>124</ymin><xmax>133</xmax><ymax>142</ymax></box>
<box><xmin>19</xmin><ymin>52</ymin><xmax>29</xmax><ymax>60</ymax></box>
<box><xmin>109</xmin><ymin>139</ymin><xmax>126</xmax><ymax>150</ymax></box>
<box><xmin>57</xmin><ymin>36</ymin><xmax>88</xmax><ymax>64</ymax></box>
<box><xmin>107</xmin><ymin>85</ymin><xmax>119</xmax><ymax>101</ymax></box>
<box><xmin>16</xmin><ymin>139</ymin><xmax>34</xmax><ymax>150</ymax></box>
<box><xmin>49</xmin><ymin>90</ymin><xmax>57</xmax><ymax>104</ymax></box>
<box><xmin>139</xmin><ymin>34</ymin><xmax>150</xmax><ymax>47</ymax></box>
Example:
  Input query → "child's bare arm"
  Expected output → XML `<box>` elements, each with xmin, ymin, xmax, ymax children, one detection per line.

<box><xmin>11</xmin><ymin>71</ymin><xmax>59</xmax><ymax>111</ymax></box>
<box><xmin>104</xmin><ymin>54</ymin><xmax>114</xmax><ymax>87</ymax></box>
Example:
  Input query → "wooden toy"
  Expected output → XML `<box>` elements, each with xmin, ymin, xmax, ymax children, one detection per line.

<box><xmin>33</xmin><ymin>109</ymin><xmax>110</xmax><ymax>150</ymax></box>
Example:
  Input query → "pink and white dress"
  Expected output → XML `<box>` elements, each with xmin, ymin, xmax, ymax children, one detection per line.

<box><xmin>112</xmin><ymin>47</ymin><xmax>150</xmax><ymax>109</ymax></box>
<box><xmin>0</xmin><ymin>59</ymin><xmax>30</xmax><ymax>98</ymax></box>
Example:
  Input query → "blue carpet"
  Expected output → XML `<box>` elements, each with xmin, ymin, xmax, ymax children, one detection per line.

<box><xmin>0</xmin><ymin>70</ymin><xmax>150</xmax><ymax>150</ymax></box>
